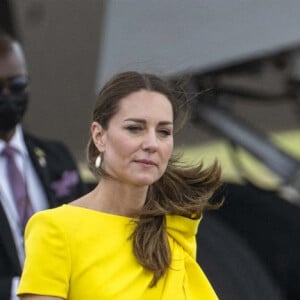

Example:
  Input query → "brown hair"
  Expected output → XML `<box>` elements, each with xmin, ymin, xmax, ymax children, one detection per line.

<box><xmin>87</xmin><ymin>71</ymin><xmax>222</xmax><ymax>286</ymax></box>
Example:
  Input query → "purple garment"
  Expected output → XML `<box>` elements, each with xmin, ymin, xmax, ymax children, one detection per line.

<box><xmin>2</xmin><ymin>145</ymin><xmax>34</xmax><ymax>232</ymax></box>
<box><xmin>51</xmin><ymin>170</ymin><xmax>80</xmax><ymax>197</ymax></box>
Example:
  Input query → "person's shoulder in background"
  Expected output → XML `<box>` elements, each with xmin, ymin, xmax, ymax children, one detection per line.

<box><xmin>23</xmin><ymin>131</ymin><xmax>89</xmax><ymax>204</ymax></box>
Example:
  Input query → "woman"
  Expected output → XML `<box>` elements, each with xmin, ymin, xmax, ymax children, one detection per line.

<box><xmin>17</xmin><ymin>71</ymin><xmax>222</xmax><ymax>299</ymax></box>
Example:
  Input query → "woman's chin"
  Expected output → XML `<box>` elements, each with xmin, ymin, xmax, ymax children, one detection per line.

<box><xmin>130</xmin><ymin>175</ymin><xmax>160</xmax><ymax>187</ymax></box>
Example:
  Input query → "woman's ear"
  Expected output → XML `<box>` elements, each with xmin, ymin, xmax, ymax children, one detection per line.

<box><xmin>91</xmin><ymin>121</ymin><xmax>106</xmax><ymax>152</ymax></box>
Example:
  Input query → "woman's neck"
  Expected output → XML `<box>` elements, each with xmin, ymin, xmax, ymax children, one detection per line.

<box><xmin>76</xmin><ymin>178</ymin><xmax>149</xmax><ymax>217</ymax></box>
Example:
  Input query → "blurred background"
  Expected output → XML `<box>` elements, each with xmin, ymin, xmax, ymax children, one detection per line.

<box><xmin>2</xmin><ymin>0</ymin><xmax>300</xmax><ymax>299</ymax></box>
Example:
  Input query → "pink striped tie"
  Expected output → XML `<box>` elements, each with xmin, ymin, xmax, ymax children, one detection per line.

<box><xmin>2</xmin><ymin>145</ymin><xmax>34</xmax><ymax>232</ymax></box>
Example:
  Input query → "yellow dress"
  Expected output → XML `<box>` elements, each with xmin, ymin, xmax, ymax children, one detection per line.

<box><xmin>17</xmin><ymin>204</ymin><xmax>218</xmax><ymax>299</ymax></box>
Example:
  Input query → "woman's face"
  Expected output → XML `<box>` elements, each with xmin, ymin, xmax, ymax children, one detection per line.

<box><xmin>92</xmin><ymin>89</ymin><xmax>174</xmax><ymax>187</ymax></box>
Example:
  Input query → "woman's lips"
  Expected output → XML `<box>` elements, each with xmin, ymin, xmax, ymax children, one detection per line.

<box><xmin>135</xmin><ymin>159</ymin><xmax>157</xmax><ymax>166</ymax></box>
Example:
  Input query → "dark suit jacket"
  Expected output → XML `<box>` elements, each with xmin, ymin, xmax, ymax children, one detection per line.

<box><xmin>0</xmin><ymin>132</ymin><xmax>88</xmax><ymax>299</ymax></box>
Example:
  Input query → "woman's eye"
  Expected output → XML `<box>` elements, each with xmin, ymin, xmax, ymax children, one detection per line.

<box><xmin>127</xmin><ymin>126</ymin><xmax>142</xmax><ymax>132</ymax></box>
<box><xmin>158</xmin><ymin>129</ymin><xmax>171</xmax><ymax>137</ymax></box>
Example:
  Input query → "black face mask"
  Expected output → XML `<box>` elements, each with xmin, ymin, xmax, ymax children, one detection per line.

<box><xmin>0</xmin><ymin>93</ymin><xmax>28</xmax><ymax>131</ymax></box>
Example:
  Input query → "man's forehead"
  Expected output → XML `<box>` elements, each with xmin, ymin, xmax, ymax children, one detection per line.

<box><xmin>0</xmin><ymin>44</ymin><xmax>27</xmax><ymax>79</ymax></box>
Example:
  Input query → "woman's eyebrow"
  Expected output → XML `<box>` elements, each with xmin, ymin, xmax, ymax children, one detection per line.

<box><xmin>124</xmin><ymin>118</ymin><xmax>173</xmax><ymax>125</ymax></box>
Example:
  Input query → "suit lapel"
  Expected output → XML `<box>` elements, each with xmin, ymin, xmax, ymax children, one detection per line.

<box><xmin>23</xmin><ymin>134</ymin><xmax>56</xmax><ymax>207</ymax></box>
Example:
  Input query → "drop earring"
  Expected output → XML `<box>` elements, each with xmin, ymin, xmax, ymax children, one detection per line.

<box><xmin>95</xmin><ymin>154</ymin><xmax>102</xmax><ymax>168</ymax></box>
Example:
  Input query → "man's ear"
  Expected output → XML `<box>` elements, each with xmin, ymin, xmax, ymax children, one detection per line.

<box><xmin>91</xmin><ymin>121</ymin><xmax>106</xmax><ymax>152</ymax></box>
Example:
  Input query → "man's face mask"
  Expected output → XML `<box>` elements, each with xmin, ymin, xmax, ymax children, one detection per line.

<box><xmin>0</xmin><ymin>75</ymin><xmax>29</xmax><ymax>131</ymax></box>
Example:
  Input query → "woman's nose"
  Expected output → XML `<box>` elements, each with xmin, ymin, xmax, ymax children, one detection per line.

<box><xmin>142</xmin><ymin>131</ymin><xmax>158</xmax><ymax>152</ymax></box>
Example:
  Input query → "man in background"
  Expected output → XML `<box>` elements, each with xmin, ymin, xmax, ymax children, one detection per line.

<box><xmin>0</xmin><ymin>30</ymin><xmax>87</xmax><ymax>300</ymax></box>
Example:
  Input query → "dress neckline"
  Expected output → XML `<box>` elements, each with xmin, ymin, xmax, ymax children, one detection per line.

<box><xmin>63</xmin><ymin>203</ymin><xmax>136</xmax><ymax>221</ymax></box>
